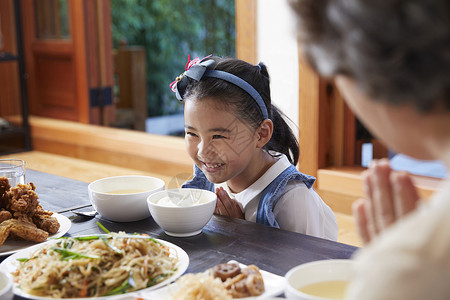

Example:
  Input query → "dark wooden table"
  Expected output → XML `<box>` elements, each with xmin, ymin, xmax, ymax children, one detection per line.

<box><xmin>26</xmin><ymin>169</ymin><xmax>92</xmax><ymax>213</ymax></box>
<box><xmin>6</xmin><ymin>169</ymin><xmax>359</xmax><ymax>299</ymax></box>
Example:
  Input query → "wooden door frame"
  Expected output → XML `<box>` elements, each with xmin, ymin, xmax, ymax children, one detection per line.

<box><xmin>69</xmin><ymin>0</ymin><xmax>90</xmax><ymax>123</ymax></box>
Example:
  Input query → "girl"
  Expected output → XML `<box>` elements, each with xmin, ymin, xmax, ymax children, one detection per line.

<box><xmin>170</xmin><ymin>56</ymin><xmax>337</xmax><ymax>240</ymax></box>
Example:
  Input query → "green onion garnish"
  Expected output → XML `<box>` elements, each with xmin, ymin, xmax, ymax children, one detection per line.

<box><xmin>51</xmin><ymin>247</ymin><xmax>100</xmax><ymax>260</ymax></box>
<box><xmin>105</xmin><ymin>272</ymin><xmax>133</xmax><ymax>295</ymax></box>
<box><xmin>97</xmin><ymin>221</ymin><xmax>110</xmax><ymax>233</ymax></box>
<box><xmin>101</xmin><ymin>238</ymin><xmax>123</xmax><ymax>255</ymax></box>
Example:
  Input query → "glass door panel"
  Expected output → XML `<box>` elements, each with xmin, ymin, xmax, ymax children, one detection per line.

<box><xmin>34</xmin><ymin>0</ymin><xmax>70</xmax><ymax>39</ymax></box>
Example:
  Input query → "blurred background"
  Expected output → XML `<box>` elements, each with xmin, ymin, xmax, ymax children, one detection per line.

<box><xmin>0</xmin><ymin>0</ymin><xmax>446</xmax><ymax>214</ymax></box>
<box><xmin>110</xmin><ymin>0</ymin><xmax>235</xmax><ymax>136</ymax></box>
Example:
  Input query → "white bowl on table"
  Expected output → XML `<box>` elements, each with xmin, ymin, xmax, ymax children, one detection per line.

<box><xmin>147</xmin><ymin>188</ymin><xmax>217</xmax><ymax>237</ymax></box>
<box><xmin>0</xmin><ymin>269</ymin><xmax>13</xmax><ymax>300</ymax></box>
<box><xmin>284</xmin><ymin>259</ymin><xmax>354</xmax><ymax>300</ymax></box>
<box><xmin>88</xmin><ymin>175</ymin><xmax>165</xmax><ymax>222</ymax></box>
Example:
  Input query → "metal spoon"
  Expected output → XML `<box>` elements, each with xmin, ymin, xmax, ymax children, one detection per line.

<box><xmin>71</xmin><ymin>209</ymin><xmax>98</xmax><ymax>218</ymax></box>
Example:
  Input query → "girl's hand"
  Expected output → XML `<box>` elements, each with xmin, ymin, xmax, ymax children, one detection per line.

<box><xmin>353</xmin><ymin>159</ymin><xmax>420</xmax><ymax>245</ymax></box>
<box><xmin>214</xmin><ymin>187</ymin><xmax>245</xmax><ymax>219</ymax></box>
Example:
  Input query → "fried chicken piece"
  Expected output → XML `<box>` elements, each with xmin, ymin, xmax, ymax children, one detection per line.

<box><xmin>0</xmin><ymin>219</ymin><xmax>14</xmax><ymax>246</ymax></box>
<box><xmin>33</xmin><ymin>214</ymin><xmax>60</xmax><ymax>234</ymax></box>
<box><xmin>0</xmin><ymin>177</ymin><xmax>10</xmax><ymax>196</ymax></box>
<box><xmin>31</xmin><ymin>205</ymin><xmax>60</xmax><ymax>234</ymax></box>
<box><xmin>0</xmin><ymin>209</ymin><xmax>12</xmax><ymax>223</ymax></box>
<box><xmin>0</xmin><ymin>218</ymin><xmax>49</xmax><ymax>246</ymax></box>
<box><xmin>0</xmin><ymin>181</ymin><xmax>59</xmax><ymax>248</ymax></box>
<box><xmin>6</xmin><ymin>182</ymin><xmax>39</xmax><ymax>214</ymax></box>
<box><xmin>0</xmin><ymin>177</ymin><xmax>11</xmax><ymax>209</ymax></box>
<box><xmin>10</xmin><ymin>219</ymin><xmax>49</xmax><ymax>242</ymax></box>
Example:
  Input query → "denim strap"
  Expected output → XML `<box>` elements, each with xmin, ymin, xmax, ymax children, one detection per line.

<box><xmin>256</xmin><ymin>165</ymin><xmax>316</xmax><ymax>228</ymax></box>
<box><xmin>181</xmin><ymin>164</ymin><xmax>215</xmax><ymax>192</ymax></box>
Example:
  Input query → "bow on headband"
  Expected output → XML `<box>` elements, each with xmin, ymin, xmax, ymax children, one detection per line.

<box><xmin>169</xmin><ymin>55</ymin><xmax>269</xmax><ymax>119</ymax></box>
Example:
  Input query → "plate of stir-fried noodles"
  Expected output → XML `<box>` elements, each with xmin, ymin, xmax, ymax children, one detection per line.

<box><xmin>0</xmin><ymin>232</ymin><xmax>189</xmax><ymax>299</ymax></box>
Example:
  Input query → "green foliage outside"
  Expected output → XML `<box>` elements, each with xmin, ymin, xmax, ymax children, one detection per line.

<box><xmin>111</xmin><ymin>0</ymin><xmax>235</xmax><ymax>117</ymax></box>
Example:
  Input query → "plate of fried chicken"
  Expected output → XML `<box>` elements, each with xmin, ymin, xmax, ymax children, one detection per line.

<box><xmin>0</xmin><ymin>177</ymin><xmax>71</xmax><ymax>256</ymax></box>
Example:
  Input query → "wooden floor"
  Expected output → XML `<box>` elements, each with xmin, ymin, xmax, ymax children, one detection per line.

<box><xmin>0</xmin><ymin>150</ymin><xmax>362</xmax><ymax>247</ymax></box>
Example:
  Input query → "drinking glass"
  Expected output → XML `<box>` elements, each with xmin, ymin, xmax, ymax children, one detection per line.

<box><xmin>0</xmin><ymin>159</ymin><xmax>25</xmax><ymax>187</ymax></box>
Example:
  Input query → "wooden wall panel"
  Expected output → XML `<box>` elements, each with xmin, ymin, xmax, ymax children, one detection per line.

<box><xmin>343</xmin><ymin>102</ymin><xmax>356</xmax><ymax>165</ymax></box>
<box><xmin>0</xmin><ymin>0</ymin><xmax>20</xmax><ymax>117</ymax></box>
<box><xmin>85</xmin><ymin>0</ymin><xmax>115</xmax><ymax>126</ymax></box>
<box><xmin>331</xmin><ymin>85</ymin><xmax>345</xmax><ymax>167</ymax></box>
<box><xmin>97</xmin><ymin>0</ymin><xmax>114</xmax><ymax>87</ymax></box>
<box><xmin>69</xmin><ymin>0</ymin><xmax>89</xmax><ymax>123</ymax></box>
<box><xmin>297</xmin><ymin>48</ymin><xmax>329</xmax><ymax>180</ymax></box>
<box><xmin>235</xmin><ymin>0</ymin><xmax>257</xmax><ymax>64</ymax></box>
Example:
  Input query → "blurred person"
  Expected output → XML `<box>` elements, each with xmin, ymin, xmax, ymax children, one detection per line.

<box><xmin>290</xmin><ymin>0</ymin><xmax>450</xmax><ymax>299</ymax></box>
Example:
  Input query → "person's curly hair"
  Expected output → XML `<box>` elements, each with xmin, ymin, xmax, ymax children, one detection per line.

<box><xmin>290</xmin><ymin>0</ymin><xmax>450</xmax><ymax>112</ymax></box>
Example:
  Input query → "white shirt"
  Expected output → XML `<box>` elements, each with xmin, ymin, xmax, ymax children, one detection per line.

<box><xmin>217</xmin><ymin>154</ymin><xmax>338</xmax><ymax>241</ymax></box>
<box><xmin>347</xmin><ymin>179</ymin><xmax>450</xmax><ymax>300</ymax></box>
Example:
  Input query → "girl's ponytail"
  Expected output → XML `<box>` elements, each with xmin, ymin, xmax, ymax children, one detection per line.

<box><xmin>258</xmin><ymin>63</ymin><xmax>299</xmax><ymax>165</ymax></box>
<box><xmin>265</xmin><ymin>105</ymin><xmax>300</xmax><ymax>166</ymax></box>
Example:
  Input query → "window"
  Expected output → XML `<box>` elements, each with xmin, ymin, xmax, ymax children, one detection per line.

<box><xmin>35</xmin><ymin>0</ymin><xmax>70</xmax><ymax>39</ymax></box>
<box><xmin>111</xmin><ymin>0</ymin><xmax>236</xmax><ymax>135</ymax></box>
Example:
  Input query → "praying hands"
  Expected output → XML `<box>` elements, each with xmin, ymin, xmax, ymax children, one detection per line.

<box><xmin>353</xmin><ymin>159</ymin><xmax>421</xmax><ymax>245</ymax></box>
<box><xmin>214</xmin><ymin>187</ymin><xmax>245</xmax><ymax>219</ymax></box>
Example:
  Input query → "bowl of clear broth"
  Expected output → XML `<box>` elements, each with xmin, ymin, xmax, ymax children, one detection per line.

<box><xmin>88</xmin><ymin>175</ymin><xmax>165</xmax><ymax>222</ymax></box>
<box><xmin>284</xmin><ymin>259</ymin><xmax>354</xmax><ymax>300</ymax></box>
<box><xmin>147</xmin><ymin>188</ymin><xmax>217</xmax><ymax>237</ymax></box>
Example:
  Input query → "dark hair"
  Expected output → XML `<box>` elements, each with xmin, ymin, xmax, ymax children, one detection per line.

<box><xmin>290</xmin><ymin>0</ymin><xmax>450</xmax><ymax>112</ymax></box>
<box><xmin>183</xmin><ymin>57</ymin><xmax>300</xmax><ymax>165</ymax></box>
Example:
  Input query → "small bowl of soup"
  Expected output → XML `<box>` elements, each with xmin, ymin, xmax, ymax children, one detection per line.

<box><xmin>284</xmin><ymin>259</ymin><xmax>354</xmax><ymax>300</ymax></box>
<box><xmin>147</xmin><ymin>188</ymin><xmax>217</xmax><ymax>237</ymax></box>
<box><xmin>88</xmin><ymin>175</ymin><xmax>165</xmax><ymax>222</ymax></box>
<box><xmin>0</xmin><ymin>269</ymin><xmax>13</xmax><ymax>300</ymax></box>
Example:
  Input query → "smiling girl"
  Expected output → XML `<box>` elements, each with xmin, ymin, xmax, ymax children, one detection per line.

<box><xmin>170</xmin><ymin>56</ymin><xmax>337</xmax><ymax>240</ymax></box>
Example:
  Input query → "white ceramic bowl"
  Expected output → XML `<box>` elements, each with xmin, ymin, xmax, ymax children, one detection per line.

<box><xmin>285</xmin><ymin>259</ymin><xmax>354</xmax><ymax>300</ymax></box>
<box><xmin>88</xmin><ymin>175</ymin><xmax>165</xmax><ymax>222</ymax></box>
<box><xmin>0</xmin><ymin>269</ymin><xmax>13</xmax><ymax>300</ymax></box>
<box><xmin>147</xmin><ymin>188</ymin><xmax>217</xmax><ymax>237</ymax></box>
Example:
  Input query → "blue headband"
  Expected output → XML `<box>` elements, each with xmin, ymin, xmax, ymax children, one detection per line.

<box><xmin>172</xmin><ymin>59</ymin><xmax>269</xmax><ymax>119</ymax></box>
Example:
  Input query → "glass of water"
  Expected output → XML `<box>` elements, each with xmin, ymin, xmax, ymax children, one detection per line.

<box><xmin>0</xmin><ymin>159</ymin><xmax>25</xmax><ymax>187</ymax></box>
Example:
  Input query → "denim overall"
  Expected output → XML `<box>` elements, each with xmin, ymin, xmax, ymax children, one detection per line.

<box><xmin>182</xmin><ymin>164</ymin><xmax>316</xmax><ymax>229</ymax></box>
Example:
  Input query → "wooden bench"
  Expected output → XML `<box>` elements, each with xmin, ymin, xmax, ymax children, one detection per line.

<box><xmin>317</xmin><ymin>166</ymin><xmax>443</xmax><ymax>215</ymax></box>
<box><xmin>27</xmin><ymin>116</ymin><xmax>193</xmax><ymax>179</ymax></box>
